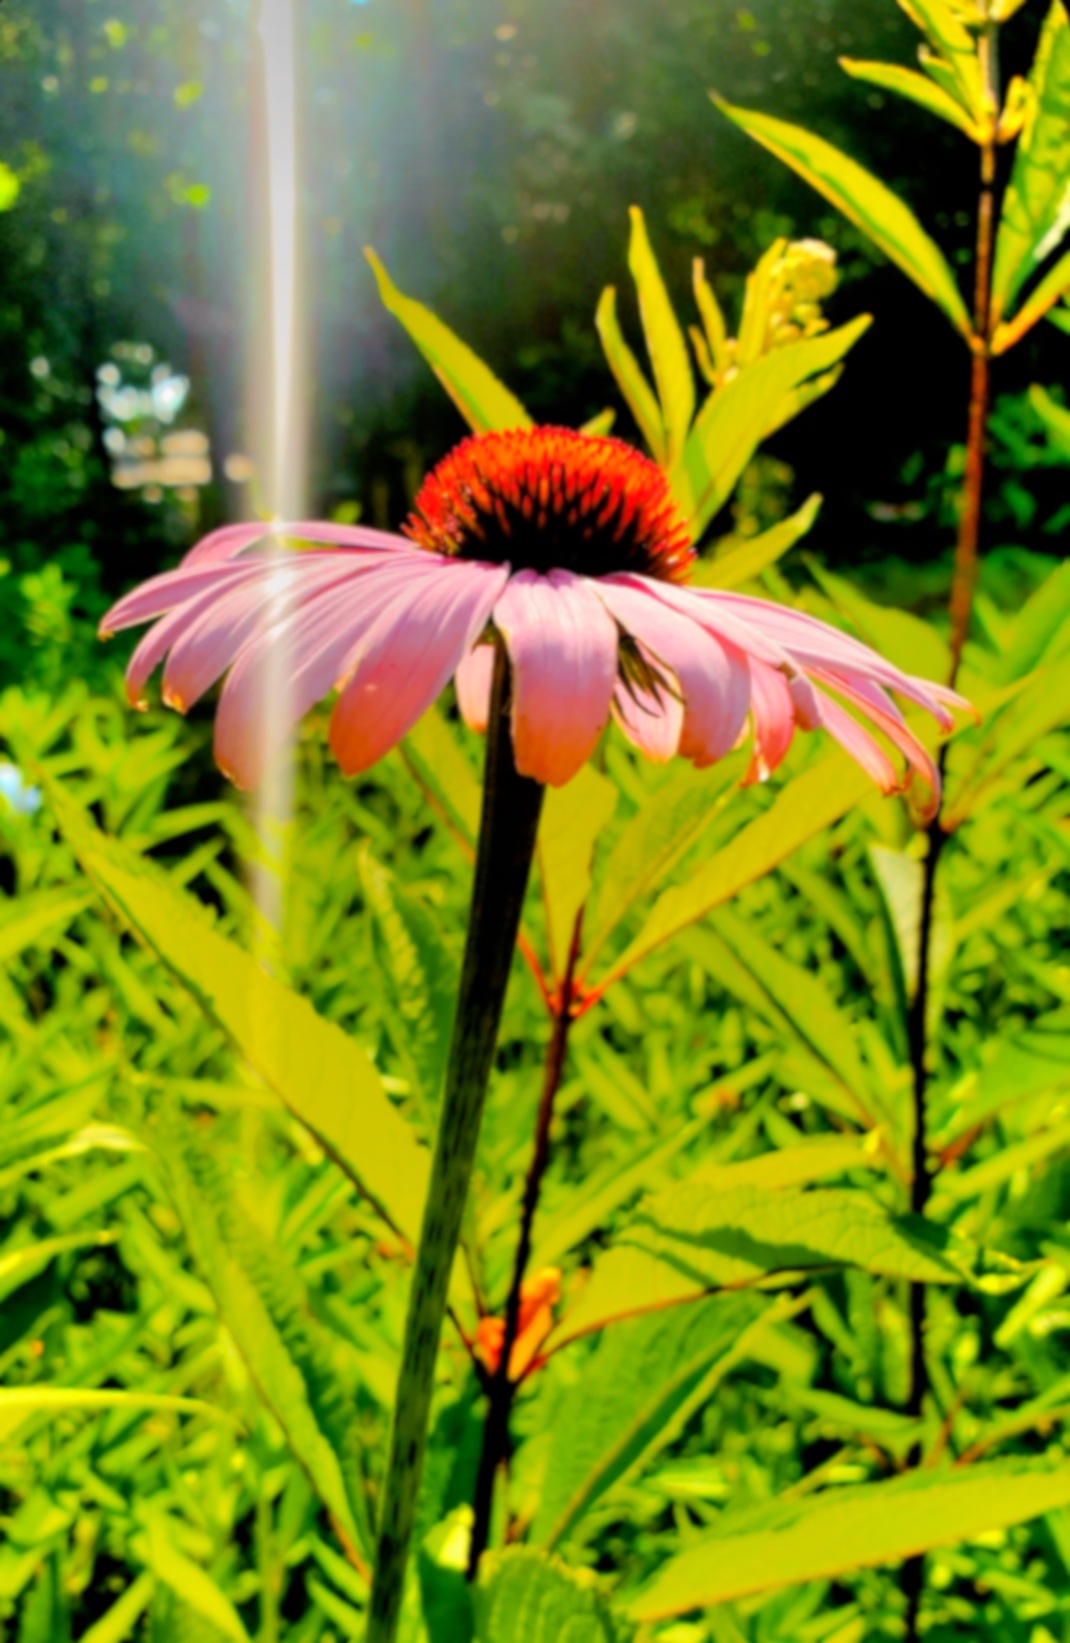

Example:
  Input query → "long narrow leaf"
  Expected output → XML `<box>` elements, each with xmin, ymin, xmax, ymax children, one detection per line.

<box><xmin>715</xmin><ymin>98</ymin><xmax>972</xmax><ymax>337</ymax></box>
<box><xmin>627</xmin><ymin>206</ymin><xmax>695</xmax><ymax>465</ymax></box>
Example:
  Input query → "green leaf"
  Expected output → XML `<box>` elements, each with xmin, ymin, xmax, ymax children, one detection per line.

<box><xmin>687</xmin><ymin>1135</ymin><xmax>881</xmax><ymax>1194</ymax></box>
<box><xmin>0</xmin><ymin>886</ymin><xmax>93</xmax><ymax>966</ymax></box>
<box><xmin>581</xmin><ymin>757</ymin><xmax>743</xmax><ymax>979</ymax></box>
<box><xmin>805</xmin><ymin>561</ymin><xmax>951</xmax><ymax>679</ymax></box>
<box><xmin>595</xmin><ymin>287</ymin><xmax>667</xmax><ymax>463</ymax></box>
<box><xmin>691</xmin><ymin>494</ymin><xmax>822</xmax><ymax>590</ymax></box>
<box><xmin>839</xmin><ymin>59</ymin><xmax>980</xmax><ymax>138</ymax></box>
<box><xmin>946</xmin><ymin>647</ymin><xmax>1070</xmax><ymax>822</ymax></box>
<box><xmin>533</xmin><ymin>1296</ymin><xmax>765</xmax><ymax>1548</ymax></box>
<box><xmin>626</xmin><ymin>206</ymin><xmax>695</xmax><ymax>465</ymax></box>
<box><xmin>677</xmin><ymin>317</ymin><xmax>870</xmax><ymax>537</ymax></box>
<box><xmin>474</xmin><ymin>1550</ymin><xmax>626</xmax><ymax>1643</ymax></box>
<box><xmin>0</xmin><ymin>1231</ymin><xmax>114</xmax><ymax>1306</ymax></box>
<box><xmin>0</xmin><ymin>1388</ymin><xmax>233</xmax><ymax>1447</ymax></box>
<box><xmin>402</xmin><ymin>702</ymin><xmax>482</xmax><ymax>849</ymax></box>
<box><xmin>869</xmin><ymin>845</ymin><xmax>955</xmax><ymax>1004</ymax></box>
<box><xmin>937</xmin><ymin>1030</ymin><xmax>1070</xmax><ymax>1146</ymax></box>
<box><xmin>597</xmin><ymin>746</ymin><xmax>873</xmax><ymax>990</ymax></box>
<box><xmin>152</xmin><ymin>1117</ymin><xmax>367</xmax><ymax>1564</ymax></box>
<box><xmin>537</xmin><ymin>766</ymin><xmax>617</xmax><ymax>985</ymax></box>
<box><xmin>899</xmin><ymin>0</ymin><xmax>988</xmax><ymax>121</ymax></box>
<box><xmin>77</xmin><ymin>1575</ymin><xmax>155</xmax><ymax>1643</ymax></box>
<box><xmin>684</xmin><ymin>907</ymin><xmax>888</xmax><ymax>1130</ymax></box>
<box><xmin>715</xmin><ymin>97</ymin><xmax>972</xmax><ymax>337</ymax></box>
<box><xmin>552</xmin><ymin>1184</ymin><xmax>968</xmax><ymax>1346</ymax></box>
<box><xmin>628</xmin><ymin>1460</ymin><xmax>1070</xmax><ymax>1620</ymax></box>
<box><xmin>991</xmin><ymin>2</ymin><xmax>1070</xmax><ymax>324</ymax></box>
<box><xmin>939</xmin><ymin>1117</ymin><xmax>1070</xmax><ymax>1200</ymax></box>
<box><xmin>365</xmin><ymin>248</ymin><xmax>532</xmax><ymax>434</ymax></box>
<box><xmin>992</xmin><ymin>245</ymin><xmax>1070</xmax><ymax>351</ymax></box>
<box><xmin>45</xmin><ymin>782</ymin><xmax>431</xmax><ymax>1250</ymax></box>
<box><xmin>133</xmin><ymin>1513</ymin><xmax>251</xmax><ymax>1643</ymax></box>
<box><xmin>358</xmin><ymin>844</ymin><xmax>455</xmax><ymax>1108</ymax></box>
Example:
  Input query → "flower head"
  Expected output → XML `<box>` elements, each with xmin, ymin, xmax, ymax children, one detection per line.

<box><xmin>101</xmin><ymin>425</ymin><xmax>964</xmax><ymax>807</ymax></box>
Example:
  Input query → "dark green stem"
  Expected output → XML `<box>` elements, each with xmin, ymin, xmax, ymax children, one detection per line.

<box><xmin>365</xmin><ymin>645</ymin><xmax>544</xmax><ymax>1643</ymax></box>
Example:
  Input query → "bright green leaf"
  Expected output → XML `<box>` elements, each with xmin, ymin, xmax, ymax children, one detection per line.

<box><xmin>594</xmin><ymin>286</ymin><xmax>667</xmax><ymax>463</ymax></box>
<box><xmin>626</xmin><ymin>206</ymin><xmax>695</xmax><ymax>464</ymax></box>
<box><xmin>366</xmin><ymin>248</ymin><xmax>532</xmax><ymax>434</ymax></box>
<box><xmin>715</xmin><ymin>97</ymin><xmax>972</xmax><ymax>337</ymax></box>
<box><xmin>0</xmin><ymin>163</ymin><xmax>20</xmax><ymax>213</ymax></box>
<box><xmin>474</xmin><ymin>1549</ymin><xmax>626</xmax><ymax>1643</ymax></box>
<box><xmin>691</xmin><ymin>493</ymin><xmax>822</xmax><ymax>590</ymax></box>
<box><xmin>992</xmin><ymin>2</ymin><xmax>1070</xmax><ymax>323</ymax></box>
<box><xmin>538</xmin><ymin>766</ymin><xmax>617</xmax><ymax>985</ymax></box>
<box><xmin>629</xmin><ymin>1460</ymin><xmax>1070</xmax><ymax>1619</ymax></box>
<box><xmin>77</xmin><ymin>1574</ymin><xmax>155</xmax><ymax>1643</ymax></box>
<box><xmin>839</xmin><ymin>59</ymin><xmax>980</xmax><ymax>138</ymax></box>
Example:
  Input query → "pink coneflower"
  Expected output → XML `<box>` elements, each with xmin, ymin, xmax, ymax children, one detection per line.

<box><xmin>101</xmin><ymin>426</ymin><xmax>963</xmax><ymax>808</ymax></box>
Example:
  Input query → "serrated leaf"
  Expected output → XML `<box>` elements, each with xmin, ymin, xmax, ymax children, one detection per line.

<box><xmin>626</xmin><ymin>207</ymin><xmax>695</xmax><ymax>465</ymax></box>
<box><xmin>533</xmin><ymin>1296</ymin><xmax>764</xmax><ymax>1548</ymax></box>
<box><xmin>366</xmin><ymin>248</ymin><xmax>532</xmax><ymax>434</ymax></box>
<box><xmin>595</xmin><ymin>287</ymin><xmax>666</xmax><ymax>463</ymax></box>
<box><xmin>552</xmin><ymin>1184</ymin><xmax>969</xmax><ymax>1346</ymax></box>
<box><xmin>44</xmin><ymin>782</ymin><xmax>431</xmax><ymax>1250</ymax></box>
<box><xmin>151</xmin><ymin>1118</ymin><xmax>367</xmax><ymax>1563</ymax></box>
<box><xmin>840</xmin><ymin>59</ymin><xmax>980</xmax><ymax>138</ymax></box>
<box><xmin>992</xmin><ymin>1</ymin><xmax>1070</xmax><ymax>323</ymax></box>
<box><xmin>628</xmin><ymin>1460</ymin><xmax>1070</xmax><ymax>1619</ymax></box>
<box><xmin>715</xmin><ymin>97</ymin><xmax>972</xmax><ymax>337</ymax></box>
<box><xmin>691</xmin><ymin>494</ymin><xmax>821</xmax><ymax>591</ymax></box>
<box><xmin>358</xmin><ymin>844</ymin><xmax>455</xmax><ymax>1108</ymax></box>
<box><xmin>474</xmin><ymin>1549</ymin><xmax>626</xmax><ymax>1643</ymax></box>
<box><xmin>677</xmin><ymin>317</ymin><xmax>869</xmax><ymax>537</ymax></box>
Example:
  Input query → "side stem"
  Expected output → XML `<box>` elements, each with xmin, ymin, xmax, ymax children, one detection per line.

<box><xmin>902</xmin><ymin>114</ymin><xmax>995</xmax><ymax>1643</ymax></box>
<box><xmin>467</xmin><ymin>914</ymin><xmax>584</xmax><ymax>1576</ymax></box>
<box><xmin>366</xmin><ymin>645</ymin><xmax>544</xmax><ymax>1643</ymax></box>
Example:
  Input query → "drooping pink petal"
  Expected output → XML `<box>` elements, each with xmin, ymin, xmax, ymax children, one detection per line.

<box><xmin>455</xmin><ymin>643</ymin><xmax>496</xmax><ymax>733</ymax></box>
<box><xmin>214</xmin><ymin>554</ymin><xmax>454</xmax><ymax>788</ymax></box>
<box><xmin>790</xmin><ymin>675</ymin><xmax>900</xmax><ymax>794</ymax></box>
<box><xmin>329</xmin><ymin>562</ymin><xmax>509</xmax><ymax>777</ymax></box>
<box><xmin>812</xmin><ymin>670</ymin><xmax>942</xmax><ymax>813</ymax></box>
<box><xmin>184</xmin><ymin>518</ymin><xmax>412</xmax><ymax>566</ymax></box>
<box><xmin>492</xmin><ymin>569</ymin><xmax>619</xmax><ymax>786</ymax></box>
<box><xmin>745</xmin><ymin>659</ymin><xmax>796</xmax><ymax>783</ymax></box>
<box><xmin>609</xmin><ymin>574</ymin><xmax>790</xmax><ymax>671</ymax></box>
<box><xmin>595</xmin><ymin>579</ymin><xmax>751</xmax><ymax>767</ymax></box>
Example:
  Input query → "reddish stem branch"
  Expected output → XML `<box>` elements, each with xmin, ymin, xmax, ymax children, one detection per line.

<box><xmin>467</xmin><ymin>915</ymin><xmax>584</xmax><ymax>1575</ymax></box>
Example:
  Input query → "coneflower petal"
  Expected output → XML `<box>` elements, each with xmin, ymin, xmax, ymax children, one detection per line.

<box><xmin>493</xmin><ymin>568</ymin><xmax>618</xmax><ymax>786</ymax></box>
<box><xmin>330</xmin><ymin>561</ymin><xmax>509</xmax><ymax>776</ymax></box>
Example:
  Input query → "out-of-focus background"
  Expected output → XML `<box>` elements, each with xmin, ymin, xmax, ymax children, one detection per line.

<box><xmin>1</xmin><ymin>0</ymin><xmax>1065</xmax><ymax>697</ymax></box>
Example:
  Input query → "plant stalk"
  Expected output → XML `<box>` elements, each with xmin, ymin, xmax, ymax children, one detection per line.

<box><xmin>467</xmin><ymin>914</ymin><xmax>584</xmax><ymax>1575</ymax></box>
<box><xmin>365</xmin><ymin>644</ymin><xmax>544</xmax><ymax>1643</ymax></box>
<box><xmin>903</xmin><ymin>111</ymin><xmax>996</xmax><ymax>1643</ymax></box>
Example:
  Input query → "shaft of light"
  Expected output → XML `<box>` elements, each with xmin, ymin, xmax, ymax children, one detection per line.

<box><xmin>252</xmin><ymin>0</ymin><xmax>304</xmax><ymax>941</ymax></box>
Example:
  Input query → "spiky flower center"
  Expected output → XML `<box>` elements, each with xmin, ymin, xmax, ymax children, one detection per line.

<box><xmin>404</xmin><ymin>426</ymin><xmax>694</xmax><ymax>582</ymax></box>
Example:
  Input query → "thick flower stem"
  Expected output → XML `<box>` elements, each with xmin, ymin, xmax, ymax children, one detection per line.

<box><xmin>365</xmin><ymin>645</ymin><xmax>544</xmax><ymax>1643</ymax></box>
<box><xmin>467</xmin><ymin>914</ymin><xmax>584</xmax><ymax>1576</ymax></box>
<box><xmin>903</xmin><ymin>111</ymin><xmax>996</xmax><ymax>1643</ymax></box>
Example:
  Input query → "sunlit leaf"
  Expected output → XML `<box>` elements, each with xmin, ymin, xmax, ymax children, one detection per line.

<box><xmin>839</xmin><ymin>59</ymin><xmax>980</xmax><ymax>138</ymax></box>
<box><xmin>365</xmin><ymin>248</ymin><xmax>532</xmax><ymax>434</ymax></box>
<box><xmin>991</xmin><ymin>1</ymin><xmax>1070</xmax><ymax>324</ymax></box>
<box><xmin>691</xmin><ymin>493</ymin><xmax>822</xmax><ymax>590</ymax></box>
<box><xmin>676</xmin><ymin>317</ymin><xmax>870</xmax><ymax>537</ymax></box>
<box><xmin>552</xmin><ymin>1183</ymin><xmax>970</xmax><ymax>1346</ymax></box>
<box><xmin>534</xmin><ymin>1296</ymin><xmax>765</xmax><ymax>1548</ymax></box>
<box><xmin>715</xmin><ymin>97</ymin><xmax>972</xmax><ymax>337</ymax></box>
<box><xmin>538</xmin><ymin>766</ymin><xmax>617</xmax><ymax>986</ymax></box>
<box><xmin>133</xmin><ymin>1512</ymin><xmax>251</xmax><ymax>1643</ymax></box>
<box><xmin>0</xmin><ymin>1388</ymin><xmax>232</xmax><ymax>1447</ymax></box>
<box><xmin>0</xmin><ymin>1230</ymin><xmax>114</xmax><ymax>1307</ymax></box>
<box><xmin>580</xmin><ymin>756</ymin><xmax>743</xmax><ymax>979</ymax></box>
<box><xmin>899</xmin><ymin>0</ymin><xmax>988</xmax><ymax>123</ymax></box>
<box><xmin>0</xmin><ymin>885</ymin><xmax>93</xmax><ymax>966</ymax></box>
<box><xmin>152</xmin><ymin>1118</ymin><xmax>368</xmax><ymax>1564</ymax></box>
<box><xmin>993</xmin><ymin>246</ymin><xmax>1070</xmax><ymax>351</ymax></box>
<box><xmin>687</xmin><ymin>1135</ymin><xmax>881</xmax><ymax>1193</ymax></box>
<box><xmin>869</xmin><ymin>845</ymin><xmax>955</xmax><ymax>1005</ymax></box>
<box><xmin>628</xmin><ymin>1460</ymin><xmax>1070</xmax><ymax>1620</ymax></box>
<box><xmin>596</xmin><ymin>746</ymin><xmax>873</xmax><ymax>990</ymax></box>
<box><xmin>46</xmin><ymin>784</ymin><xmax>432</xmax><ymax>1251</ymax></box>
<box><xmin>401</xmin><ymin>703</ymin><xmax>481</xmax><ymax>850</ymax></box>
<box><xmin>474</xmin><ymin>1549</ymin><xmax>625</xmax><ymax>1642</ymax></box>
<box><xmin>0</xmin><ymin>163</ymin><xmax>20</xmax><ymax>213</ymax></box>
<box><xmin>626</xmin><ymin>206</ymin><xmax>695</xmax><ymax>465</ymax></box>
<box><xmin>77</xmin><ymin>1574</ymin><xmax>155</xmax><ymax>1643</ymax></box>
<box><xmin>594</xmin><ymin>286</ymin><xmax>666</xmax><ymax>463</ymax></box>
